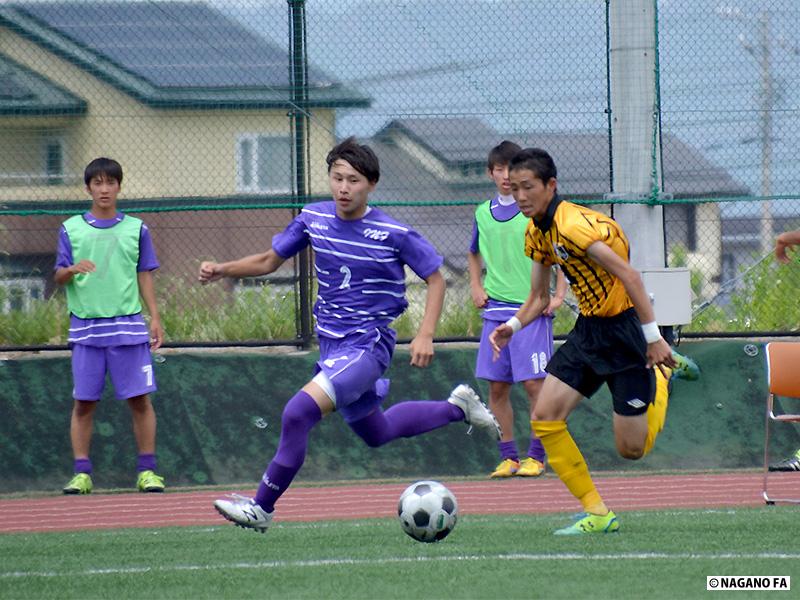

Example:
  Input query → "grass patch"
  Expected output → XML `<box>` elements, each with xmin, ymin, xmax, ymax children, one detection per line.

<box><xmin>2</xmin><ymin>507</ymin><xmax>799</xmax><ymax>599</ymax></box>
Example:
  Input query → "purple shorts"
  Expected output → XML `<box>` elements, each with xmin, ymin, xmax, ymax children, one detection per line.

<box><xmin>71</xmin><ymin>343</ymin><xmax>156</xmax><ymax>401</ymax></box>
<box><xmin>316</xmin><ymin>328</ymin><xmax>394</xmax><ymax>423</ymax></box>
<box><xmin>476</xmin><ymin>316</ymin><xmax>554</xmax><ymax>383</ymax></box>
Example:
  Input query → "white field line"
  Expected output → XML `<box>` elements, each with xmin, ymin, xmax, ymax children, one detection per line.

<box><xmin>3</xmin><ymin>552</ymin><xmax>800</xmax><ymax>579</ymax></box>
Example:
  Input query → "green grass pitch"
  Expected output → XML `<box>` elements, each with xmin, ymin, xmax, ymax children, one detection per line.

<box><xmin>1</xmin><ymin>507</ymin><xmax>799</xmax><ymax>599</ymax></box>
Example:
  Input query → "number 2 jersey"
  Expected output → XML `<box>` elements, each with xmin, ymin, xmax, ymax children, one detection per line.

<box><xmin>271</xmin><ymin>201</ymin><xmax>443</xmax><ymax>339</ymax></box>
<box><xmin>523</xmin><ymin>196</ymin><xmax>633</xmax><ymax>318</ymax></box>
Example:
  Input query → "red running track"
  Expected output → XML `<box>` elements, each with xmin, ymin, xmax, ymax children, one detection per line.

<box><xmin>1</xmin><ymin>472</ymin><xmax>798</xmax><ymax>534</ymax></box>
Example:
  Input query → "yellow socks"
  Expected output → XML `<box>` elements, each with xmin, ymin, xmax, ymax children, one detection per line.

<box><xmin>643</xmin><ymin>367</ymin><xmax>671</xmax><ymax>456</ymax></box>
<box><xmin>532</xmin><ymin>420</ymin><xmax>607</xmax><ymax>516</ymax></box>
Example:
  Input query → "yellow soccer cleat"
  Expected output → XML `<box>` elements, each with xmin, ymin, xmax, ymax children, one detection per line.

<box><xmin>516</xmin><ymin>457</ymin><xmax>545</xmax><ymax>477</ymax></box>
<box><xmin>554</xmin><ymin>510</ymin><xmax>620</xmax><ymax>535</ymax></box>
<box><xmin>489</xmin><ymin>458</ymin><xmax>519</xmax><ymax>478</ymax></box>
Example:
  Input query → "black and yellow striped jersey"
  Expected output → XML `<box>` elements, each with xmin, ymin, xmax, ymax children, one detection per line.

<box><xmin>524</xmin><ymin>196</ymin><xmax>633</xmax><ymax>317</ymax></box>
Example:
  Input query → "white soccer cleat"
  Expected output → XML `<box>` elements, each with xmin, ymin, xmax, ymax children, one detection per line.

<box><xmin>214</xmin><ymin>494</ymin><xmax>273</xmax><ymax>533</ymax></box>
<box><xmin>447</xmin><ymin>384</ymin><xmax>502</xmax><ymax>440</ymax></box>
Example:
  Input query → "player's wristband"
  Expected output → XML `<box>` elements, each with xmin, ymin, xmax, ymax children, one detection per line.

<box><xmin>641</xmin><ymin>321</ymin><xmax>662</xmax><ymax>344</ymax></box>
<box><xmin>505</xmin><ymin>316</ymin><xmax>522</xmax><ymax>334</ymax></box>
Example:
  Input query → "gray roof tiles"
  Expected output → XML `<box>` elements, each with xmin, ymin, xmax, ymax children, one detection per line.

<box><xmin>0</xmin><ymin>1</ymin><xmax>369</xmax><ymax>108</ymax></box>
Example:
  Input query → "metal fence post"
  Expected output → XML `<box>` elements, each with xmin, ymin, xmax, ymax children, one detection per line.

<box><xmin>288</xmin><ymin>0</ymin><xmax>313</xmax><ymax>348</ymax></box>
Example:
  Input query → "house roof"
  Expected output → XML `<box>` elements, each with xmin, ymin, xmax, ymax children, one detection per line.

<box><xmin>0</xmin><ymin>1</ymin><xmax>370</xmax><ymax>109</ymax></box>
<box><xmin>0</xmin><ymin>52</ymin><xmax>86</xmax><ymax>116</ymax></box>
<box><xmin>377</xmin><ymin>117</ymin><xmax>751</xmax><ymax>198</ymax></box>
<box><xmin>370</xmin><ymin>117</ymin><xmax>752</xmax><ymax>271</ymax></box>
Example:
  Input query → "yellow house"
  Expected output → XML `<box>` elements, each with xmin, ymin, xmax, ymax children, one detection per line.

<box><xmin>0</xmin><ymin>1</ymin><xmax>368</xmax><ymax>313</ymax></box>
<box><xmin>0</xmin><ymin>2</ymin><xmax>368</xmax><ymax>202</ymax></box>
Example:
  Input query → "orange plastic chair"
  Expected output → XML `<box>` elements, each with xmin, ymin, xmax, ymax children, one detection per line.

<box><xmin>763</xmin><ymin>342</ymin><xmax>800</xmax><ymax>505</ymax></box>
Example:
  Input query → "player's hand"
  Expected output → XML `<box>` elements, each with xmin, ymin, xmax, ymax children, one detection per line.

<box><xmin>69</xmin><ymin>259</ymin><xmax>96</xmax><ymax>274</ymax></box>
<box><xmin>543</xmin><ymin>295</ymin><xmax>564</xmax><ymax>316</ymax></box>
<box><xmin>647</xmin><ymin>338</ymin><xmax>677</xmax><ymax>375</ymax></box>
<box><xmin>409</xmin><ymin>334</ymin><xmax>434</xmax><ymax>368</ymax></box>
<box><xmin>488</xmin><ymin>324</ymin><xmax>513</xmax><ymax>361</ymax></box>
<box><xmin>198</xmin><ymin>261</ymin><xmax>223</xmax><ymax>283</ymax></box>
<box><xmin>470</xmin><ymin>284</ymin><xmax>488</xmax><ymax>309</ymax></box>
<box><xmin>149</xmin><ymin>317</ymin><xmax>164</xmax><ymax>351</ymax></box>
<box><xmin>775</xmin><ymin>236</ymin><xmax>795</xmax><ymax>264</ymax></box>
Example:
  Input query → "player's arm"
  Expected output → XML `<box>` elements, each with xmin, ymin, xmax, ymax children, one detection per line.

<box><xmin>775</xmin><ymin>229</ymin><xmax>800</xmax><ymax>264</ymax></box>
<box><xmin>488</xmin><ymin>261</ymin><xmax>551</xmax><ymax>356</ymax></box>
<box><xmin>544</xmin><ymin>267</ymin><xmax>567</xmax><ymax>316</ymax></box>
<box><xmin>467</xmin><ymin>251</ymin><xmax>488</xmax><ymax>308</ymax></box>
<box><xmin>198</xmin><ymin>249</ymin><xmax>286</xmax><ymax>283</ymax></box>
<box><xmin>409</xmin><ymin>269</ymin><xmax>445</xmax><ymax>368</ymax></box>
<box><xmin>137</xmin><ymin>270</ymin><xmax>164</xmax><ymax>350</ymax></box>
<box><xmin>586</xmin><ymin>241</ymin><xmax>676</xmax><ymax>370</ymax></box>
<box><xmin>54</xmin><ymin>261</ymin><xmax>96</xmax><ymax>285</ymax></box>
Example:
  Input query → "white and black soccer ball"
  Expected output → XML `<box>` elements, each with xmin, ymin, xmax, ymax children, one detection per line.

<box><xmin>397</xmin><ymin>480</ymin><xmax>458</xmax><ymax>543</ymax></box>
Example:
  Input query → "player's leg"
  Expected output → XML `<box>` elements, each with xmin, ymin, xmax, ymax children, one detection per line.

<box><xmin>485</xmin><ymin>381</ymin><xmax>519</xmax><ymax>477</ymax></box>
<box><xmin>126</xmin><ymin>394</ymin><xmax>165</xmax><ymax>492</ymax></box>
<box><xmin>533</xmin><ymin>376</ymin><xmax>619</xmax><ymax>535</ymax></box>
<box><xmin>476</xmin><ymin>318</ymin><xmax>517</xmax><ymax>475</ymax></box>
<box><xmin>531</xmin><ymin>375</ymin><xmax>605</xmax><ymax>512</ymax></box>
<box><xmin>511</xmin><ymin>315</ymin><xmax>552</xmax><ymax>476</ymax></box>
<box><xmin>64</xmin><ymin>344</ymin><xmax>105</xmax><ymax>494</ymax></box>
<box><xmin>610</xmin><ymin>366</ymin><xmax>671</xmax><ymax>459</ymax></box>
<box><xmin>518</xmin><ymin>378</ymin><xmax>546</xmax><ymax>476</ymax></box>
<box><xmin>109</xmin><ymin>344</ymin><xmax>163</xmax><ymax>491</ymax></box>
<box><xmin>215</xmin><ymin>380</ymin><xmax>332</xmax><ymax>532</ymax></box>
<box><xmin>257</xmin><ymin>381</ymin><xmax>333</xmax><ymax>509</ymax></box>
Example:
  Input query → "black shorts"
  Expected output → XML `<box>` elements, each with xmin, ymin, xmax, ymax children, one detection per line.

<box><xmin>545</xmin><ymin>308</ymin><xmax>656</xmax><ymax>416</ymax></box>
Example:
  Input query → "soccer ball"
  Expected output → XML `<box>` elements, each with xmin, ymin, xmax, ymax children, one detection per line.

<box><xmin>397</xmin><ymin>480</ymin><xmax>458</xmax><ymax>543</ymax></box>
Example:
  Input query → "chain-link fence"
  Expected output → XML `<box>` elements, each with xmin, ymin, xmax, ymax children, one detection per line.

<box><xmin>1</xmin><ymin>0</ymin><xmax>799</xmax><ymax>349</ymax></box>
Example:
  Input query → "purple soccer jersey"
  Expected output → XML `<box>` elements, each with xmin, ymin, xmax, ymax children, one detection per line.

<box><xmin>55</xmin><ymin>212</ymin><xmax>159</xmax><ymax>347</ymax></box>
<box><xmin>272</xmin><ymin>202</ymin><xmax>443</xmax><ymax>339</ymax></box>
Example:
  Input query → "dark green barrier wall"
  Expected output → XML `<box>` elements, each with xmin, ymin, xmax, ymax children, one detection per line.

<box><xmin>1</xmin><ymin>341</ymin><xmax>795</xmax><ymax>492</ymax></box>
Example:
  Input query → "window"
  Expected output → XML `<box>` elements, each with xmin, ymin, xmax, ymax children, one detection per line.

<box><xmin>44</xmin><ymin>139</ymin><xmax>63</xmax><ymax>185</ymax></box>
<box><xmin>0</xmin><ymin>277</ymin><xmax>45</xmax><ymax>313</ymax></box>
<box><xmin>236</xmin><ymin>134</ymin><xmax>293</xmax><ymax>193</ymax></box>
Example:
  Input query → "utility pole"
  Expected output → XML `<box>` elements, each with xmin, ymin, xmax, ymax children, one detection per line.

<box><xmin>717</xmin><ymin>5</ymin><xmax>777</xmax><ymax>254</ymax></box>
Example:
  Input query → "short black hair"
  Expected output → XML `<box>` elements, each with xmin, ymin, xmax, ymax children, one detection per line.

<box><xmin>326</xmin><ymin>137</ymin><xmax>380</xmax><ymax>184</ymax></box>
<box><xmin>509</xmin><ymin>148</ymin><xmax>557</xmax><ymax>183</ymax></box>
<box><xmin>487</xmin><ymin>140</ymin><xmax>522</xmax><ymax>170</ymax></box>
<box><xmin>84</xmin><ymin>157</ymin><xmax>123</xmax><ymax>186</ymax></box>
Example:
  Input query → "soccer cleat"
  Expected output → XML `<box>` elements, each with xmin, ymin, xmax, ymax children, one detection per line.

<box><xmin>516</xmin><ymin>457</ymin><xmax>545</xmax><ymax>477</ymax></box>
<box><xmin>554</xmin><ymin>510</ymin><xmax>620</xmax><ymax>535</ymax></box>
<box><xmin>447</xmin><ymin>384</ymin><xmax>502</xmax><ymax>439</ymax></box>
<box><xmin>214</xmin><ymin>494</ymin><xmax>273</xmax><ymax>533</ymax></box>
<box><xmin>670</xmin><ymin>350</ymin><xmax>700</xmax><ymax>381</ymax></box>
<box><xmin>63</xmin><ymin>473</ymin><xmax>93</xmax><ymax>495</ymax></box>
<box><xmin>489</xmin><ymin>458</ymin><xmax>520</xmax><ymax>478</ymax></box>
<box><xmin>768</xmin><ymin>449</ymin><xmax>800</xmax><ymax>472</ymax></box>
<box><xmin>136</xmin><ymin>470</ymin><xmax>165</xmax><ymax>493</ymax></box>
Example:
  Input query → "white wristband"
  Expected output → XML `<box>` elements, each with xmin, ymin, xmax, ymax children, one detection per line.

<box><xmin>505</xmin><ymin>316</ymin><xmax>522</xmax><ymax>334</ymax></box>
<box><xmin>641</xmin><ymin>321</ymin><xmax>662</xmax><ymax>344</ymax></box>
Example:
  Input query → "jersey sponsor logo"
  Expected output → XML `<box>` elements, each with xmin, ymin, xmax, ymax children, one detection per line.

<box><xmin>363</xmin><ymin>228</ymin><xmax>389</xmax><ymax>241</ymax></box>
<box><xmin>553</xmin><ymin>244</ymin><xmax>569</xmax><ymax>261</ymax></box>
<box><xmin>627</xmin><ymin>398</ymin><xmax>646</xmax><ymax>409</ymax></box>
<box><xmin>309</xmin><ymin>221</ymin><xmax>329</xmax><ymax>231</ymax></box>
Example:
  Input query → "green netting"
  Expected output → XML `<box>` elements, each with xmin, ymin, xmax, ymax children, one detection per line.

<box><xmin>1</xmin><ymin>0</ymin><xmax>799</xmax><ymax>348</ymax></box>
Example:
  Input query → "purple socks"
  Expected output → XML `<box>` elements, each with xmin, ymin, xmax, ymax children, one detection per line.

<box><xmin>527</xmin><ymin>436</ymin><xmax>546</xmax><ymax>463</ymax></box>
<box><xmin>74</xmin><ymin>457</ymin><xmax>92</xmax><ymax>475</ymax></box>
<box><xmin>137</xmin><ymin>453</ymin><xmax>157</xmax><ymax>472</ymax></box>
<box><xmin>497</xmin><ymin>437</ymin><xmax>545</xmax><ymax>463</ymax></box>
<box><xmin>498</xmin><ymin>440</ymin><xmax>518</xmax><ymax>461</ymax></box>
<box><xmin>348</xmin><ymin>400</ymin><xmax>464</xmax><ymax>447</ymax></box>
<box><xmin>255</xmin><ymin>391</ymin><xmax>322</xmax><ymax>512</ymax></box>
